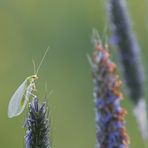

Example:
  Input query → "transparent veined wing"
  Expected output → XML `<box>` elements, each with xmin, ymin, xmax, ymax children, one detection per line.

<box><xmin>8</xmin><ymin>79</ymin><xmax>27</xmax><ymax>118</ymax></box>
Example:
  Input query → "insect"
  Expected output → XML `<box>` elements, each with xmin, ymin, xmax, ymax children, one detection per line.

<box><xmin>8</xmin><ymin>48</ymin><xmax>49</xmax><ymax>118</ymax></box>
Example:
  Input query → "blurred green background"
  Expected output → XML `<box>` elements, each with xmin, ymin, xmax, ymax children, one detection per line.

<box><xmin>0</xmin><ymin>0</ymin><xmax>148</xmax><ymax>147</ymax></box>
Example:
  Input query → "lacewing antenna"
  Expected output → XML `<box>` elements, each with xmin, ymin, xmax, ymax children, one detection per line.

<box><xmin>36</xmin><ymin>46</ymin><xmax>50</xmax><ymax>75</ymax></box>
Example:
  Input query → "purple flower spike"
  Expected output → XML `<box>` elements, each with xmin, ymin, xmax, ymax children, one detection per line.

<box><xmin>107</xmin><ymin>0</ymin><xmax>148</xmax><ymax>140</ymax></box>
<box><xmin>91</xmin><ymin>31</ymin><xmax>130</xmax><ymax>148</ymax></box>
<box><xmin>25</xmin><ymin>96</ymin><xmax>51</xmax><ymax>148</ymax></box>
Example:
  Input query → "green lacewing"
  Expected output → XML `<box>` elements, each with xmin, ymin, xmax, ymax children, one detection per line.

<box><xmin>8</xmin><ymin>48</ymin><xmax>49</xmax><ymax>118</ymax></box>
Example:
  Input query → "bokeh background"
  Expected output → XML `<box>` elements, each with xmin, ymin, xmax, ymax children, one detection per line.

<box><xmin>0</xmin><ymin>0</ymin><xmax>148</xmax><ymax>147</ymax></box>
